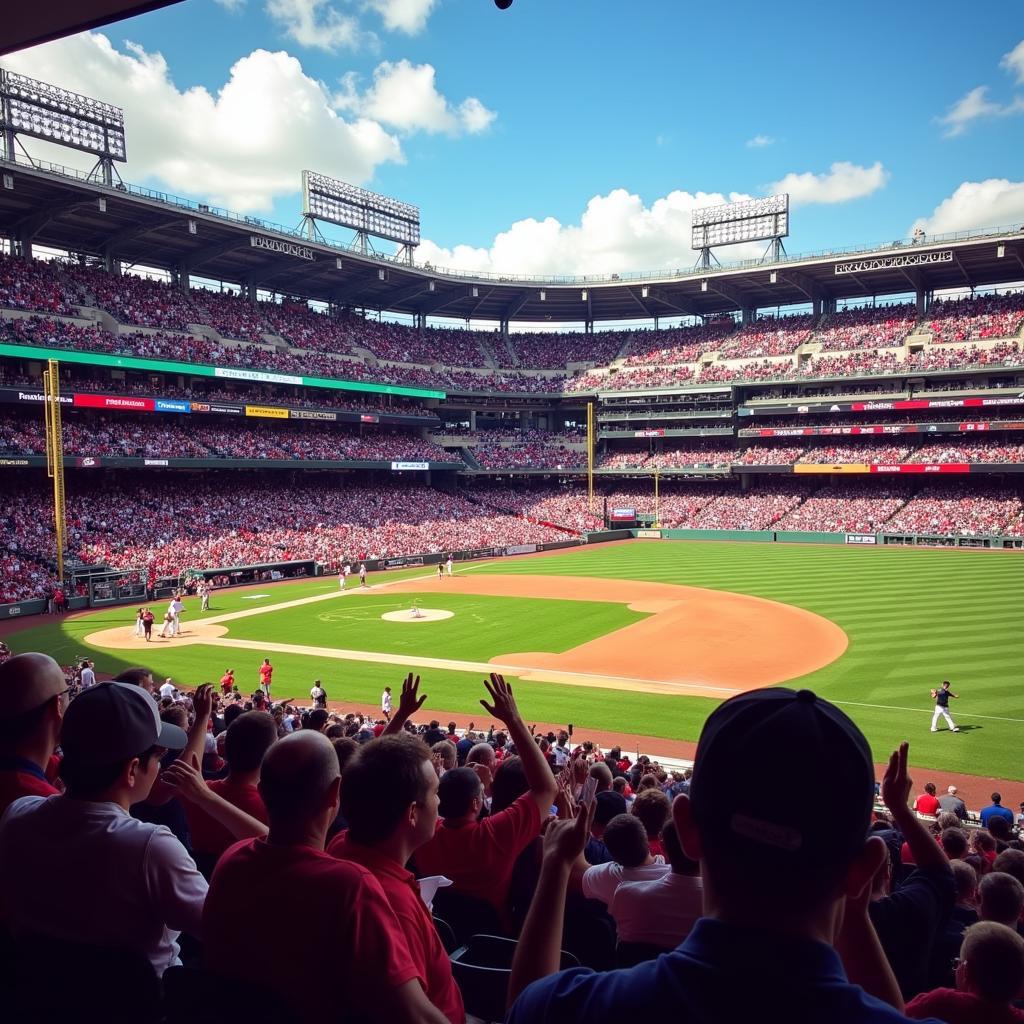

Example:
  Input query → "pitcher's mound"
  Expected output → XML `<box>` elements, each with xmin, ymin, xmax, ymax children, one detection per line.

<box><xmin>381</xmin><ymin>608</ymin><xmax>453</xmax><ymax>623</ymax></box>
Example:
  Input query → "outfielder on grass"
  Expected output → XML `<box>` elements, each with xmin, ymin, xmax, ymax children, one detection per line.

<box><xmin>929</xmin><ymin>680</ymin><xmax>960</xmax><ymax>733</ymax></box>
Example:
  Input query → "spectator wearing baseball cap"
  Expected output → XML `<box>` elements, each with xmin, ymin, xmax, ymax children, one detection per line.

<box><xmin>0</xmin><ymin>682</ymin><xmax>206</xmax><ymax>975</ymax></box>
<box><xmin>508</xmin><ymin>688</ymin><xmax>927</xmax><ymax>1023</ymax></box>
<box><xmin>0</xmin><ymin>653</ymin><xmax>68</xmax><ymax>817</ymax></box>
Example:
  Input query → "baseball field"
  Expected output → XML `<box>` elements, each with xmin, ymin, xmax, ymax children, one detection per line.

<box><xmin>5</xmin><ymin>539</ymin><xmax>1022</xmax><ymax>783</ymax></box>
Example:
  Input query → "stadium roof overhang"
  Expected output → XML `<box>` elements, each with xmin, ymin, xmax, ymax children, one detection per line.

<box><xmin>2</xmin><ymin>2</ymin><xmax>186</xmax><ymax>56</ymax></box>
<box><xmin>2</xmin><ymin>160</ymin><xmax>1024</xmax><ymax>324</ymax></box>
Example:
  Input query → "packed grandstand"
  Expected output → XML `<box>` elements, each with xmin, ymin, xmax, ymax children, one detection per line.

<box><xmin>2</xmin><ymin>243</ymin><xmax>1024</xmax><ymax>605</ymax></box>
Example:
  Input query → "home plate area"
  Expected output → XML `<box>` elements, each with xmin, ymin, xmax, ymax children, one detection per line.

<box><xmin>380</xmin><ymin>606</ymin><xmax>454</xmax><ymax>623</ymax></box>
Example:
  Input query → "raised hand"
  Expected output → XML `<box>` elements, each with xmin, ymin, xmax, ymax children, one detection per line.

<box><xmin>469</xmin><ymin>761</ymin><xmax>494</xmax><ymax>795</ymax></box>
<box><xmin>192</xmin><ymin>683</ymin><xmax>214</xmax><ymax>722</ymax></box>
<box><xmin>396</xmin><ymin>672</ymin><xmax>427</xmax><ymax>719</ymax></box>
<box><xmin>542</xmin><ymin>799</ymin><xmax>595</xmax><ymax>866</ymax></box>
<box><xmin>480</xmin><ymin>673</ymin><xmax>520</xmax><ymax>726</ymax></box>
<box><xmin>881</xmin><ymin>740</ymin><xmax>912</xmax><ymax>814</ymax></box>
<box><xmin>160</xmin><ymin>752</ymin><xmax>208</xmax><ymax>804</ymax></box>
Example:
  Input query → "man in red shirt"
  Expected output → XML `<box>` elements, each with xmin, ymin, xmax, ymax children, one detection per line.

<box><xmin>906</xmin><ymin>920</ymin><xmax>1024</xmax><ymax>1022</ymax></box>
<box><xmin>0</xmin><ymin>653</ymin><xmax>67</xmax><ymax>816</ymax></box>
<box><xmin>183</xmin><ymin>711</ymin><xmax>277</xmax><ymax>877</ymax></box>
<box><xmin>203</xmin><ymin>731</ymin><xmax>448</xmax><ymax>1024</ymax></box>
<box><xmin>414</xmin><ymin>674</ymin><xmax>556</xmax><ymax>924</ymax></box>
<box><xmin>330</xmin><ymin>733</ymin><xmax>464</xmax><ymax>1024</ymax></box>
<box><xmin>219</xmin><ymin>669</ymin><xmax>234</xmax><ymax>696</ymax></box>
<box><xmin>258</xmin><ymin>658</ymin><xmax>273</xmax><ymax>698</ymax></box>
<box><xmin>913</xmin><ymin>782</ymin><xmax>941</xmax><ymax>817</ymax></box>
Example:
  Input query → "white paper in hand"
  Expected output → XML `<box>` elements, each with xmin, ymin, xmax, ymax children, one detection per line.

<box><xmin>581</xmin><ymin>775</ymin><xmax>598</xmax><ymax>809</ymax></box>
<box><xmin>417</xmin><ymin>875</ymin><xmax>453</xmax><ymax>912</ymax></box>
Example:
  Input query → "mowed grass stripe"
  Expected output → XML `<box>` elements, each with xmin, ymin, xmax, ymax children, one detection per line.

<box><xmin>474</xmin><ymin>542</ymin><xmax>1023</xmax><ymax>780</ymax></box>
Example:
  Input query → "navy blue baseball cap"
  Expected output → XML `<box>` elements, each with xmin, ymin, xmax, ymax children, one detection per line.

<box><xmin>689</xmin><ymin>688</ymin><xmax>875</xmax><ymax>867</ymax></box>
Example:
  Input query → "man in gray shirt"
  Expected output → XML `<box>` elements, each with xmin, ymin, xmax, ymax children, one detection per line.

<box><xmin>937</xmin><ymin>785</ymin><xmax>968</xmax><ymax>821</ymax></box>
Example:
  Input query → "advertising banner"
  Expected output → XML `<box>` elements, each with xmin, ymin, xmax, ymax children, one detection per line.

<box><xmin>154</xmin><ymin>399</ymin><xmax>191</xmax><ymax>414</ymax></box>
<box><xmin>0</xmin><ymin>388</ymin><xmax>72</xmax><ymax>405</ymax></box>
<box><xmin>391</xmin><ymin>461</ymin><xmax>429</xmax><ymax>470</ymax></box>
<box><xmin>793</xmin><ymin>464</ymin><xmax>870</xmax><ymax>474</ymax></box>
<box><xmin>870</xmin><ymin>464</ymin><xmax>970</xmax><ymax>474</ymax></box>
<box><xmin>245</xmin><ymin>405</ymin><xmax>290</xmax><ymax>419</ymax></box>
<box><xmin>741</xmin><ymin>395</ymin><xmax>1024</xmax><ymax>416</ymax></box>
<box><xmin>75</xmin><ymin>457</ymin><xmax>102</xmax><ymax>468</ymax></box>
<box><xmin>74</xmin><ymin>393</ymin><xmax>154</xmax><ymax>412</ymax></box>
<box><xmin>505</xmin><ymin>544</ymin><xmax>538</xmax><ymax>555</ymax></box>
<box><xmin>633</xmin><ymin>429</ymin><xmax>665</xmax><ymax>438</ymax></box>
<box><xmin>610</xmin><ymin>507</ymin><xmax>637</xmax><ymax>520</ymax></box>
<box><xmin>0</xmin><ymin>457</ymin><xmax>31</xmax><ymax>466</ymax></box>
<box><xmin>637</xmin><ymin>529</ymin><xmax>663</xmax><ymax>539</ymax></box>
<box><xmin>292</xmin><ymin>409</ymin><xmax>337</xmax><ymax>422</ymax></box>
<box><xmin>845</xmin><ymin>534</ymin><xmax>878</xmax><ymax>545</ymax></box>
<box><xmin>360</xmin><ymin>414</ymin><xmax>380</xmax><ymax>424</ymax></box>
<box><xmin>143</xmin><ymin>458</ymin><xmax>170</xmax><ymax>466</ymax></box>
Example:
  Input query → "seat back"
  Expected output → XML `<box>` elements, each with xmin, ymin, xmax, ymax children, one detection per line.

<box><xmin>10</xmin><ymin>932</ymin><xmax>161</xmax><ymax>1024</ymax></box>
<box><xmin>431</xmin><ymin>886</ymin><xmax>504</xmax><ymax>944</ymax></box>
<box><xmin>450</xmin><ymin>934</ymin><xmax>579</xmax><ymax>1023</ymax></box>
<box><xmin>163</xmin><ymin>965</ymin><xmax>301</xmax><ymax>1024</ymax></box>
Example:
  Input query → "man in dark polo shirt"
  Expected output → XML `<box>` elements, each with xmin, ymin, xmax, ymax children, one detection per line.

<box><xmin>0</xmin><ymin>653</ymin><xmax>67</xmax><ymax>816</ymax></box>
<box><xmin>330</xmin><ymin>732</ymin><xmax>464</xmax><ymax>1023</ymax></box>
<box><xmin>507</xmin><ymin>688</ymin><xmax>942</xmax><ymax>1023</ymax></box>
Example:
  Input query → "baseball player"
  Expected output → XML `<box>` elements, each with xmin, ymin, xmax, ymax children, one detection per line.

<box><xmin>359</xmin><ymin>563</ymin><xmax>368</xmax><ymax>588</ymax></box>
<box><xmin>381</xmin><ymin>686</ymin><xmax>393</xmax><ymax>721</ymax></box>
<box><xmin>446</xmin><ymin>554</ymin><xmax>454</xmax><ymax>576</ymax></box>
<box><xmin>930</xmin><ymin>680</ymin><xmax>960</xmax><ymax>733</ymax></box>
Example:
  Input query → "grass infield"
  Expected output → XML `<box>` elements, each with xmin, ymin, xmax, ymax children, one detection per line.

<box><xmin>6</xmin><ymin>542</ymin><xmax>1022</xmax><ymax>781</ymax></box>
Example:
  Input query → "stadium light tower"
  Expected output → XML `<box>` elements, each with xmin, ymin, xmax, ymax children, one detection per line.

<box><xmin>691</xmin><ymin>194</ymin><xmax>789</xmax><ymax>269</ymax></box>
<box><xmin>0</xmin><ymin>69</ymin><xmax>127</xmax><ymax>186</ymax></box>
<box><xmin>300</xmin><ymin>170</ymin><xmax>421</xmax><ymax>264</ymax></box>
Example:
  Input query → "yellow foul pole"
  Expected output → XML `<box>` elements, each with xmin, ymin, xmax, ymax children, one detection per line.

<box><xmin>586</xmin><ymin>401</ymin><xmax>594</xmax><ymax>512</ymax></box>
<box><xmin>43</xmin><ymin>359</ymin><xmax>66</xmax><ymax>583</ymax></box>
<box><xmin>655</xmin><ymin>466</ymin><xmax>660</xmax><ymax>527</ymax></box>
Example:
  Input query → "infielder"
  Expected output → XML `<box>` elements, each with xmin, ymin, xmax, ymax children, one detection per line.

<box><xmin>930</xmin><ymin>680</ymin><xmax>960</xmax><ymax>733</ymax></box>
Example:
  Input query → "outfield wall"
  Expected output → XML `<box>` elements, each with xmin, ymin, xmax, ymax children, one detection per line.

<box><xmin>633</xmin><ymin>528</ymin><xmax>1024</xmax><ymax>549</ymax></box>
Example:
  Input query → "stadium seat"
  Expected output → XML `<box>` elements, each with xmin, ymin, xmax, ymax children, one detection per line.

<box><xmin>8</xmin><ymin>932</ymin><xmax>161</xmax><ymax>1024</ymax></box>
<box><xmin>449</xmin><ymin>934</ymin><xmax>580</xmax><ymax>1023</ymax></box>
<box><xmin>163</xmin><ymin>965</ymin><xmax>302</xmax><ymax>1024</ymax></box>
<box><xmin>433</xmin><ymin>914</ymin><xmax>458</xmax><ymax>954</ymax></box>
<box><xmin>430</xmin><ymin>886</ymin><xmax>505</xmax><ymax>944</ymax></box>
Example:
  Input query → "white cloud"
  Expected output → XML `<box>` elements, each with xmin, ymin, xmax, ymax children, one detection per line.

<box><xmin>417</xmin><ymin>188</ymin><xmax>770</xmax><ymax>277</ymax></box>
<box><xmin>746</xmin><ymin>134</ymin><xmax>774</xmax><ymax>148</ymax></box>
<box><xmin>213</xmin><ymin>0</ymin><xmax>246</xmax><ymax>9</ymax></box>
<box><xmin>2</xmin><ymin>33</ymin><xmax>403</xmax><ymax>212</ymax></box>
<box><xmin>1000</xmin><ymin>39</ymin><xmax>1024</xmax><ymax>84</ymax></box>
<box><xmin>365</xmin><ymin>0</ymin><xmax>438</xmax><ymax>34</ymax></box>
<box><xmin>937</xmin><ymin>85</ymin><xmax>1024</xmax><ymax>137</ymax></box>
<box><xmin>769</xmin><ymin>161</ymin><xmax>888</xmax><ymax>205</ymax></box>
<box><xmin>909</xmin><ymin>179</ymin><xmax>1024</xmax><ymax>236</ymax></box>
<box><xmin>336</xmin><ymin>60</ymin><xmax>495</xmax><ymax>135</ymax></box>
<box><xmin>265</xmin><ymin>0</ymin><xmax>366</xmax><ymax>52</ymax></box>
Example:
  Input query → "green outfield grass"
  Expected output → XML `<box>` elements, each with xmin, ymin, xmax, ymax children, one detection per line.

<box><xmin>221</xmin><ymin>592</ymin><xmax>646</xmax><ymax>660</ymax></box>
<box><xmin>6</xmin><ymin>542</ymin><xmax>1022</xmax><ymax>781</ymax></box>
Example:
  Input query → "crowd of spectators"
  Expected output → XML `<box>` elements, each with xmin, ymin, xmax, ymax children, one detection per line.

<box><xmin>884</xmin><ymin>485</ymin><xmax>1024</xmax><ymax>536</ymax></box>
<box><xmin>925</xmin><ymin>292</ymin><xmax>1024</xmax><ymax>345</ymax></box>
<box><xmin>907</xmin><ymin>441</ymin><xmax>1024</xmax><ymax>464</ymax></box>
<box><xmin>473</xmin><ymin>441</ymin><xmax>586</xmax><ymax>470</ymax></box>
<box><xmin>716</xmin><ymin>312</ymin><xmax>816</xmax><ymax>358</ymax></box>
<box><xmin>813</xmin><ymin>304</ymin><xmax>919</xmax><ymax>352</ymax></box>
<box><xmin>622</xmin><ymin>319</ymin><xmax>736</xmax><ymax>367</ymax></box>
<box><xmin>0</xmin><ymin>644</ymin><xmax>1022</xmax><ymax>1023</ymax></box>
<box><xmin>598</xmin><ymin>445</ymin><xmax>736</xmax><ymax>469</ymax></box>
<box><xmin>0</xmin><ymin>415</ymin><xmax>449</xmax><ymax>464</ymax></box>
<box><xmin>686</xmin><ymin>481</ymin><xmax>813</xmax><ymax>529</ymax></box>
<box><xmin>0</xmin><ymin>253</ymin><xmax>80</xmax><ymax>316</ymax></box>
<box><xmin>774</xmin><ymin>484</ymin><xmax>911</xmax><ymax>533</ymax></box>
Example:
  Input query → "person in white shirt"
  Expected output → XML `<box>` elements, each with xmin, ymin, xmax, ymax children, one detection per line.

<box><xmin>199</xmin><ymin>583</ymin><xmax>210</xmax><ymax>612</ymax></box>
<box><xmin>310</xmin><ymin>681</ymin><xmax>327</xmax><ymax>709</ymax></box>
<box><xmin>159</xmin><ymin>679</ymin><xmax>177</xmax><ymax>701</ymax></box>
<box><xmin>445</xmin><ymin>555</ymin><xmax>454</xmax><ymax>576</ymax></box>
<box><xmin>0</xmin><ymin>683</ymin><xmax>205</xmax><ymax>976</ymax></box>
<box><xmin>79</xmin><ymin>660</ymin><xmax>96</xmax><ymax>690</ymax></box>
<box><xmin>609</xmin><ymin>820</ymin><xmax>703</xmax><ymax>949</ymax></box>
<box><xmin>381</xmin><ymin>686</ymin><xmax>393</xmax><ymax>721</ymax></box>
<box><xmin>359</xmin><ymin>563</ymin><xmax>367</xmax><ymax>588</ymax></box>
<box><xmin>134</xmin><ymin>608</ymin><xmax>146</xmax><ymax>638</ymax></box>
<box><xmin>169</xmin><ymin>596</ymin><xmax>184</xmax><ymax>637</ymax></box>
<box><xmin>575</xmin><ymin>813</ymin><xmax>669</xmax><ymax>906</ymax></box>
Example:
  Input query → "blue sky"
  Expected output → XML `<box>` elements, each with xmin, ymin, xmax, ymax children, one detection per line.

<box><xmin>4</xmin><ymin>0</ymin><xmax>1024</xmax><ymax>277</ymax></box>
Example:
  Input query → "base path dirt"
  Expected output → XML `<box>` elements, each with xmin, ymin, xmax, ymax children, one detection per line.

<box><xmin>385</xmin><ymin>574</ymin><xmax>849</xmax><ymax>695</ymax></box>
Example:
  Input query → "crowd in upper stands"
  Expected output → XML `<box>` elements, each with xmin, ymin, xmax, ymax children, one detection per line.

<box><xmin>3</xmin><ymin>254</ymin><xmax>1023</xmax><ymax>395</ymax></box>
<box><xmin>0</xmin><ymin>415</ymin><xmax>450</xmax><ymax>464</ymax></box>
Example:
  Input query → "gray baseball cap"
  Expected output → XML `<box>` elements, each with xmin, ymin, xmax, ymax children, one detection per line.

<box><xmin>61</xmin><ymin>682</ymin><xmax>188</xmax><ymax>764</ymax></box>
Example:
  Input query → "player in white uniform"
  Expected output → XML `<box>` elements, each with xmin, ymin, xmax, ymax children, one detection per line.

<box><xmin>359</xmin><ymin>563</ymin><xmax>367</xmax><ymax>588</ymax></box>
<box><xmin>446</xmin><ymin>555</ymin><xmax>454</xmax><ymax>576</ymax></box>
<box><xmin>381</xmin><ymin>686</ymin><xmax>393</xmax><ymax>721</ymax></box>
